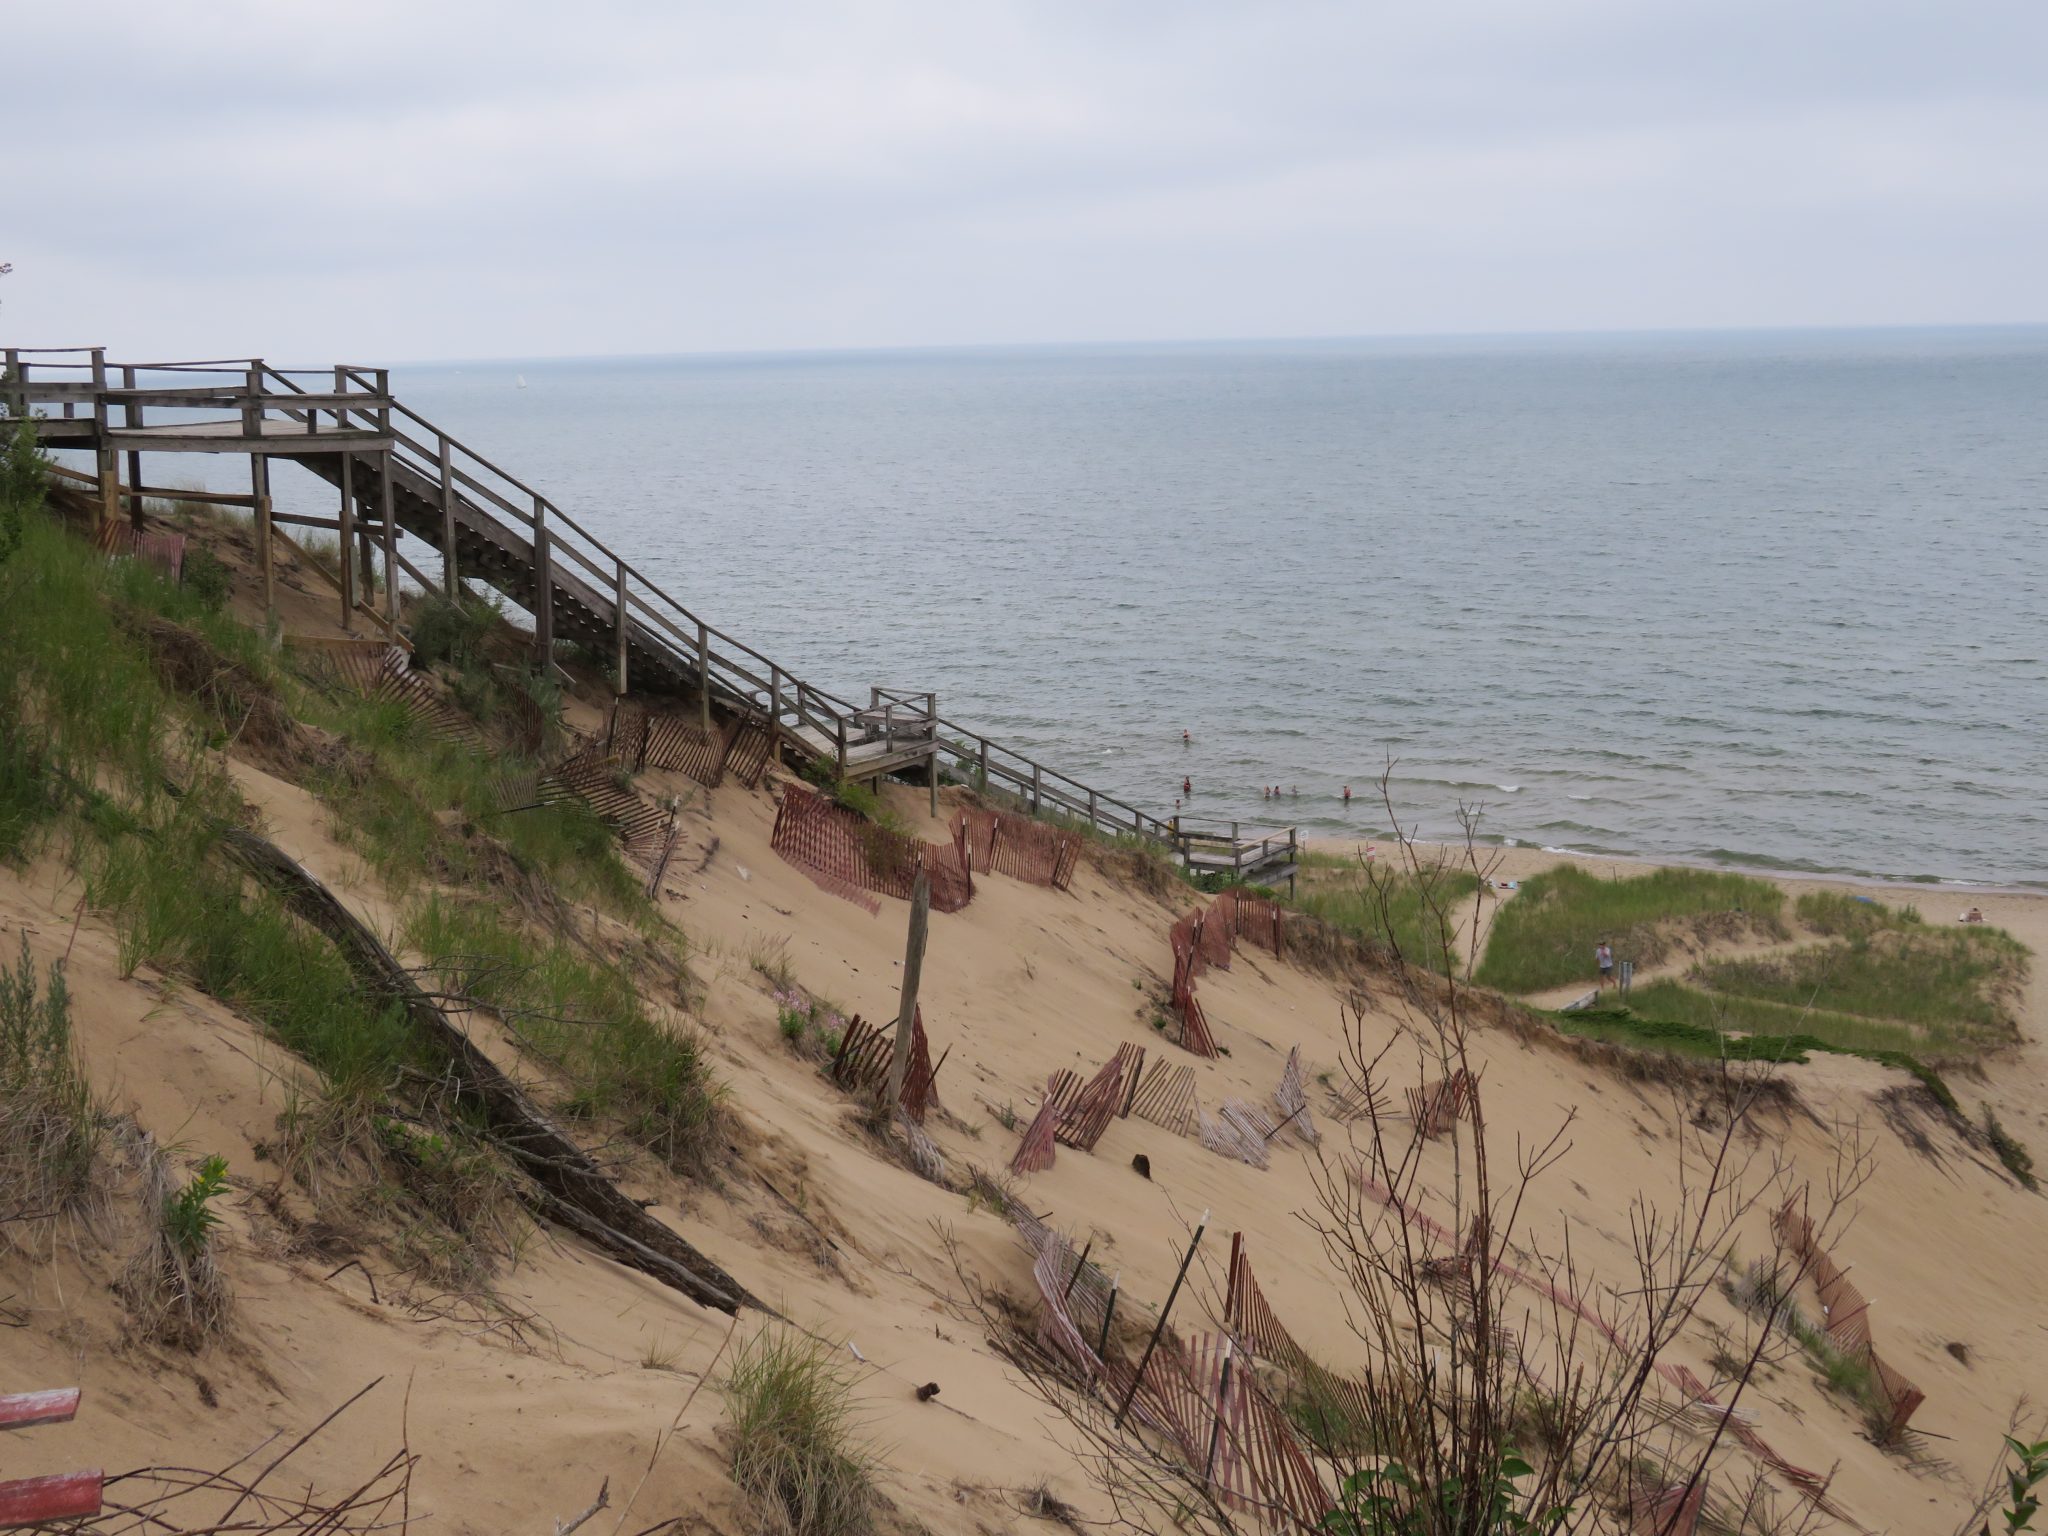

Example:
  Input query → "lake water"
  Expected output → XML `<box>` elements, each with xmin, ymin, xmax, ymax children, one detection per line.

<box><xmin>351</xmin><ymin>330</ymin><xmax>2045</xmax><ymax>887</ymax></box>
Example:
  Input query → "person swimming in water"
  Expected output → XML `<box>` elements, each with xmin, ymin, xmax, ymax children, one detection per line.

<box><xmin>1341</xmin><ymin>785</ymin><xmax>1352</xmax><ymax>805</ymax></box>
<box><xmin>1182</xmin><ymin>776</ymin><xmax>1192</xmax><ymax>797</ymax></box>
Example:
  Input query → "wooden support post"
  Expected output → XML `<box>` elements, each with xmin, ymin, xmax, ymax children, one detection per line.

<box><xmin>836</xmin><ymin>715</ymin><xmax>848</xmax><ymax>780</ymax></box>
<box><xmin>886</xmin><ymin>871</ymin><xmax>931</xmax><ymax>1112</ymax></box>
<box><xmin>929</xmin><ymin>742</ymin><xmax>940</xmax><ymax>819</ymax></box>
<box><xmin>612</xmin><ymin>560</ymin><xmax>630</xmax><ymax>696</ymax></box>
<box><xmin>978</xmin><ymin>739</ymin><xmax>988</xmax><ymax>791</ymax></box>
<box><xmin>532</xmin><ymin>496</ymin><xmax>553</xmax><ymax>668</ymax></box>
<box><xmin>1116</xmin><ymin>1210</ymin><xmax>1207</xmax><ymax>1428</ymax></box>
<box><xmin>122</xmin><ymin>366</ymin><xmax>144</xmax><ymax>529</ymax></box>
<box><xmin>338</xmin><ymin>452</ymin><xmax>356</xmax><ymax>631</ymax></box>
<box><xmin>1</xmin><ymin>350</ymin><xmax>18</xmax><ymax>418</ymax></box>
<box><xmin>379</xmin><ymin>451</ymin><xmax>398</xmax><ymax>623</ymax></box>
<box><xmin>251</xmin><ymin>455</ymin><xmax>274</xmax><ymax>628</ymax></box>
<box><xmin>1032</xmin><ymin>763</ymin><xmax>1043</xmax><ymax>815</ymax></box>
<box><xmin>95</xmin><ymin>446</ymin><xmax>119</xmax><ymax>529</ymax></box>
<box><xmin>696</xmin><ymin>620</ymin><xmax>711</xmax><ymax>734</ymax></box>
<box><xmin>438</xmin><ymin>434</ymin><xmax>459</xmax><ymax>596</ymax></box>
<box><xmin>769</xmin><ymin>665</ymin><xmax>783</xmax><ymax>754</ymax></box>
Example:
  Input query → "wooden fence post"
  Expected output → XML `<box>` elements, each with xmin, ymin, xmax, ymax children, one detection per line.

<box><xmin>886</xmin><ymin>871</ymin><xmax>931</xmax><ymax>1112</ymax></box>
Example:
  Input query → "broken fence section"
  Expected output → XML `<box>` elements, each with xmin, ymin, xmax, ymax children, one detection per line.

<box><xmin>607</xmin><ymin>698</ymin><xmax>749</xmax><ymax>788</ymax></box>
<box><xmin>828</xmin><ymin>1008</ymin><xmax>946</xmax><ymax>1125</ymax></box>
<box><xmin>770</xmin><ymin>784</ymin><xmax>974</xmax><ymax>914</ymax></box>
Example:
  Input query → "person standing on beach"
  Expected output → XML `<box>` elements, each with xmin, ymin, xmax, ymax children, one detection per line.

<box><xmin>1595</xmin><ymin>940</ymin><xmax>1614</xmax><ymax>988</ymax></box>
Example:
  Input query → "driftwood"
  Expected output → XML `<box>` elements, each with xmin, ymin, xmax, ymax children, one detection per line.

<box><xmin>216</xmin><ymin>824</ymin><xmax>764</xmax><ymax>1315</ymax></box>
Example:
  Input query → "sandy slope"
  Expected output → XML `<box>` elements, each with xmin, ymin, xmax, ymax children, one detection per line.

<box><xmin>4</xmin><ymin>575</ymin><xmax>2044</xmax><ymax>1533</ymax></box>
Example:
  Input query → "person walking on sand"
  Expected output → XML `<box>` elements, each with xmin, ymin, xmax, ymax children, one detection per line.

<box><xmin>1595</xmin><ymin>940</ymin><xmax>1614</xmax><ymax>989</ymax></box>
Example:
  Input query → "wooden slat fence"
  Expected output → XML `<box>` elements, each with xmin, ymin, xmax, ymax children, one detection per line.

<box><xmin>1127</xmin><ymin>1057</ymin><xmax>1199</xmax><ymax>1137</ymax></box>
<box><xmin>1771</xmin><ymin>1196</ymin><xmax>1924</xmax><ymax>1440</ymax></box>
<box><xmin>951</xmin><ymin>806</ymin><xmax>1082</xmax><ymax>891</ymax></box>
<box><xmin>770</xmin><ymin>784</ymin><xmax>973</xmax><ymax>913</ymax></box>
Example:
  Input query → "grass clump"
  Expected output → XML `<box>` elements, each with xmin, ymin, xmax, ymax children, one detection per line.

<box><xmin>406</xmin><ymin>895</ymin><xmax>721</xmax><ymax>1171</ymax></box>
<box><xmin>1475</xmin><ymin>865</ymin><xmax>1785</xmax><ymax>993</ymax></box>
<box><xmin>722</xmin><ymin>1326</ymin><xmax>879</xmax><ymax>1536</ymax></box>
<box><xmin>0</xmin><ymin>937</ymin><xmax>104</xmax><ymax>1237</ymax></box>
<box><xmin>126</xmin><ymin>1145</ymin><xmax>233</xmax><ymax>1347</ymax></box>
<box><xmin>774</xmin><ymin>987</ymin><xmax>846</xmax><ymax>1062</ymax></box>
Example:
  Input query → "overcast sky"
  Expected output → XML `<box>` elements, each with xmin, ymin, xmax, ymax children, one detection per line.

<box><xmin>6</xmin><ymin>1</ymin><xmax>2044</xmax><ymax>362</ymax></box>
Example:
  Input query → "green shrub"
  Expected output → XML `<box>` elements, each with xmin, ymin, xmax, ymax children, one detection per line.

<box><xmin>180</xmin><ymin>546</ymin><xmax>233</xmax><ymax>614</ymax></box>
<box><xmin>163</xmin><ymin>1153</ymin><xmax>230</xmax><ymax>1260</ymax></box>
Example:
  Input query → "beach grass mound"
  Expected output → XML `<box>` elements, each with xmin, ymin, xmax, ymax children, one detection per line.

<box><xmin>1620</xmin><ymin>979</ymin><xmax>1931</xmax><ymax>1058</ymax></box>
<box><xmin>1290</xmin><ymin>865</ymin><xmax>1483</xmax><ymax>968</ymax></box>
<box><xmin>1474</xmin><ymin>865</ymin><xmax>1786</xmax><ymax>994</ymax></box>
<box><xmin>1693</xmin><ymin>924</ymin><xmax>2025</xmax><ymax>1043</ymax></box>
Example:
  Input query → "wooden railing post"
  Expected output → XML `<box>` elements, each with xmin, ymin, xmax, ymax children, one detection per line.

<box><xmin>696</xmin><ymin>620</ymin><xmax>711</xmax><ymax>734</ymax></box>
<box><xmin>379</xmin><ymin>450</ymin><xmax>399</xmax><ymax>623</ymax></box>
<box><xmin>1032</xmin><ymin>763</ymin><xmax>1043</xmax><ymax>815</ymax></box>
<box><xmin>242</xmin><ymin>362</ymin><xmax>263</xmax><ymax>438</ymax></box>
<box><xmin>438</xmin><ymin>434</ymin><xmax>459</xmax><ymax>595</ymax></box>
<box><xmin>122</xmin><ymin>365</ymin><xmax>144</xmax><ymax>528</ymax></box>
<box><xmin>2</xmin><ymin>349</ymin><xmax>19</xmax><ymax>418</ymax></box>
<box><xmin>532</xmin><ymin>494</ymin><xmax>553</xmax><ymax>668</ymax></box>
<box><xmin>333</xmin><ymin>365</ymin><xmax>348</xmax><ymax>432</ymax></box>
<box><xmin>613</xmin><ymin>560</ymin><xmax>630</xmax><ymax>696</ymax></box>
<box><xmin>338</xmin><ymin>450</ymin><xmax>356</xmax><ymax>632</ymax></box>
<box><xmin>769</xmin><ymin>665</ymin><xmax>783</xmax><ymax>756</ymax></box>
<box><xmin>251</xmin><ymin>453</ymin><xmax>275</xmax><ymax>629</ymax></box>
<box><xmin>836</xmin><ymin>714</ymin><xmax>848</xmax><ymax>780</ymax></box>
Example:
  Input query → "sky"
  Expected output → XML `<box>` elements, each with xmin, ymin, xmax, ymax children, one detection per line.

<box><xmin>5</xmin><ymin>1</ymin><xmax>2045</xmax><ymax>362</ymax></box>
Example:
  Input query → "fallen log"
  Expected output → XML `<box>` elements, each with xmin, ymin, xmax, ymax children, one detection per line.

<box><xmin>216</xmin><ymin>824</ymin><xmax>765</xmax><ymax>1315</ymax></box>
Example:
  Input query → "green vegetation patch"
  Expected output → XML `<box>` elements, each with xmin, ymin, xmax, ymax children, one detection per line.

<box><xmin>1694</xmin><ymin>927</ymin><xmax>2023</xmax><ymax>1042</ymax></box>
<box><xmin>1290</xmin><ymin>867</ymin><xmax>1483</xmax><ymax>969</ymax></box>
<box><xmin>1475</xmin><ymin>864</ymin><xmax>1785</xmax><ymax>994</ymax></box>
<box><xmin>406</xmin><ymin>895</ymin><xmax>719</xmax><ymax>1171</ymax></box>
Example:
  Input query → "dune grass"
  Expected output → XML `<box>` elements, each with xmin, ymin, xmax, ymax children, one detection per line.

<box><xmin>1290</xmin><ymin>866</ymin><xmax>1484</xmax><ymax>967</ymax></box>
<box><xmin>1474</xmin><ymin>864</ymin><xmax>1786</xmax><ymax>994</ymax></box>
<box><xmin>722</xmin><ymin>1327</ymin><xmax>879</xmax><ymax>1536</ymax></box>
<box><xmin>0</xmin><ymin>936</ymin><xmax>105</xmax><ymax>1233</ymax></box>
<box><xmin>405</xmin><ymin>895</ymin><xmax>720</xmax><ymax>1171</ymax></box>
<box><xmin>1693</xmin><ymin>929</ymin><xmax>2022</xmax><ymax>1041</ymax></box>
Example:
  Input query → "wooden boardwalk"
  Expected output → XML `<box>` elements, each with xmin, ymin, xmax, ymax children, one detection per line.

<box><xmin>4</xmin><ymin>346</ymin><xmax>1295</xmax><ymax>877</ymax></box>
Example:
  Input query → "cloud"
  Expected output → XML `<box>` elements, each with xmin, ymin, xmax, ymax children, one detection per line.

<box><xmin>6</xmin><ymin>0</ymin><xmax>2044</xmax><ymax>357</ymax></box>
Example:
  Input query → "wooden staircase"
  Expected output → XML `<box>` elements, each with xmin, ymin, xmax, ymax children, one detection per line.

<box><xmin>3</xmin><ymin>346</ymin><xmax>1222</xmax><ymax>856</ymax></box>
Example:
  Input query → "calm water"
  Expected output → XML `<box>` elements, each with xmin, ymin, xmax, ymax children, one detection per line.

<box><xmin>357</xmin><ymin>330</ymin><xmax>2045</xmax><ymax>887</ymax></box>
